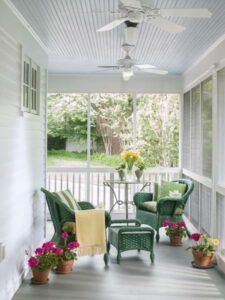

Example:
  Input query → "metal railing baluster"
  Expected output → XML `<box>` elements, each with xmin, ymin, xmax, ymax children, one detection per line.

<box><xmin>46</xmin><ymin>167</ymin><xmax>180</xmax><ymax>211</ymax></box>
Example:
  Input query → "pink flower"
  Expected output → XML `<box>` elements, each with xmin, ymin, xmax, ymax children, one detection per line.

<box><xmin>35</xmin><ymin>247</ymin><xmax>44</xmax><ymax>256</ymax></box>
<box><xmin>28</xmin><ymin>256</ymin><xmax>39</xmax><ymax>268</ymax></box>
<box><xmin>42</xmin><ymin>241</ymin><xmax>56</xmax><ymax>252</ymax></box>
<box><xmin>170</xmin><ymin>222</ymin><xmax>177</xmax><ymax>229</ymax></box>
<box><xmin>67</xmin><ymin>241</ymin><xmax>80</xmax><ymax>250</ymax></box>
<box><xmin>162</xmin><ymin>220</ymin><xmax>170</xmax><ymax>227</ymax></box>
<box><xmin>178</xmin><ymin>221</ymin><xmax>186</xmax><ymax>228</ymax></box>
<box><xmin>53</xmin><ymin>247</ymin><xmax>63</xmax><ymax>255</ymax></box>
<box><xmin>61</xmin><ymin>232</ymin><xmax>69</xmax><ymax>239</ymax></box>
<box><xmin>191</xmin><ymin>233</ymin><xmax>201</xmax><ymax>241</ymax></box>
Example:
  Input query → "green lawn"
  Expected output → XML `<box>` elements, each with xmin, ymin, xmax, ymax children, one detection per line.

<box><xmin>47</xmin><ymin>150</ymin><xmax>123</xmax><ymax>167</ymax></box>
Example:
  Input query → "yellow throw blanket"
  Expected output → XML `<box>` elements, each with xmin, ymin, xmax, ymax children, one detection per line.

<box><xmin>75</xmin><ymin>209</ymin><xmax>106</xmax><ymax>256</ymax></box>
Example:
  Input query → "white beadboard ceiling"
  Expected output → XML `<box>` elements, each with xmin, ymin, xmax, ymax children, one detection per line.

<box><xmin>9</xmin><ymin>0</ymin><xmax>225</xmax><ymax>74</ymax></box>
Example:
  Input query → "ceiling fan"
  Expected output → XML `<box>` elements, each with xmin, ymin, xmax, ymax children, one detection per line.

<box><xmin>97</xmin><ymin>44</ymin><xmax>168</xmax><ymax>81</ymax></box>
<box><xmin>97</xmin><ymin>0</ymin><xmax>212</xmax><ymax>33</ymax></box>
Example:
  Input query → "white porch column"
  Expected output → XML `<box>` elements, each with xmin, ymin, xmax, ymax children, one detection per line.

<box><xmin>132</xmin><ymin>93</ymin><xmax>137</xmax><ymax>149</ymax></box>
<box><xmin>86</xmin><ymin>93</ymin><xmax>91</xmax><ymax>202</ymax></box>
<box><xmin>211</xmin><ymin>67</ymin><xmax>218</xmax><ymax>236</ymax></box>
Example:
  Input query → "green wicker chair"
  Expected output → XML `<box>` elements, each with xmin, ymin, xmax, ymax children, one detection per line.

<box><xmin>41</xmin><ymin>188</ymin><xmax>110</xmax><ymax>245</ymax></box>
<box><xmin>134</xmin><ymin>179</ymin><xmax>194</xmax><ymax>242</ymax></box>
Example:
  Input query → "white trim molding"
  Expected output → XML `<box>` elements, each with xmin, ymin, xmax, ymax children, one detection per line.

<box><xmin>182</xmin><ymin>168</ymin><xmax>212</xmax><ymax>189</ymax></box>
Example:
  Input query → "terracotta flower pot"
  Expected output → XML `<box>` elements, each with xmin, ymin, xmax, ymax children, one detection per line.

<box><xmin>56</xmin><ymin>259</ymin><xmax>74</xmax><ymax>274</ymax></box>
<box><xmin>169</xmin><ymin>234</ymin><xmax>183</xmax><ymax>246</ymax></box>
<box><xmin>192</xmin><ymin>249</ymin><xmax>214</xmax><ymax>267</ymax></box>
<box><xmin>31</xmin><ymin>268</ymin><xmax>50</xmax><ymax>284</ymax></box>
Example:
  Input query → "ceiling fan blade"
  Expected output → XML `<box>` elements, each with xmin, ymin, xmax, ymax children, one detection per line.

<box><xmin>97</xmin><ymin>17</ymin><xmax>127</xmax><ymax>32</ymax></box>
<box><xmin>148</xmin><ymin>16</ymin><xmax>185</xmax><ymax>33</ymax></box>
<box><xmin>160</xmin><ymin>9</ymin><xmax>212</xmax><ymax>18</ymax></box>
<box><xmin>95</xmin><ymin>68</ymin><xmax>120</xmax><ymax>73</ymax></box>
<box><xmin>135</xmin><ymin>64</ymin><xmax>156</xmax><ymax>69</ymax></box>
<box><xmin>139</xmin><ymin>0</ymin><xmax>154</xmax><ymax>8</ymax></box>
<box><xmin>120</xmin><ymin>0</ymin><xmax>142</xmax><ymax>10</ymax></box>
<box><xmin>97</xmin><ymin>65</ymin><xmax>121</xmax><ymax>69</ymax></box>
<box><xmin>143</xmin><ymin>68</ymin><xmax>168</xmax><ymax>75</ymax></box>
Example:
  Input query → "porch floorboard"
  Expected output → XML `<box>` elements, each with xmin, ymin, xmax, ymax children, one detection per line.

<box><xmin>13</xmin><ymin>222</ymin><xmax>225</xmax><ymax>300</ymax></box>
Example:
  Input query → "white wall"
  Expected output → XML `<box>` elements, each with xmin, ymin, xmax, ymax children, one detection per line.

<box><xmin>0</xmin><ymin>1</ymin><xmax>48</xmax><ymax>299</ymax></box>
<box><xmin>48</xmin><ymin>73</ymin><xmax>183</xmax><ymax>94</ymax></box>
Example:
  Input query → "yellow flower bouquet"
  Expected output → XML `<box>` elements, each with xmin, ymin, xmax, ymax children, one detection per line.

<box><xmin>120</xmin><ymin>150</ymin><xmax>141</xmax><ymax>174</ymax></box>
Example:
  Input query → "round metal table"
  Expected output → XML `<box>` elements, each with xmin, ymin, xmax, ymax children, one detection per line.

<box><xmin>103</xmin><ymin>179</ymin><xmax>151</xmax><ymax>219</ymax></box>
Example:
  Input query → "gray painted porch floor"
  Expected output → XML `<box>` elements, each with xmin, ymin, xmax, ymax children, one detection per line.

<box><xmin>13</xmin><ymin>222</ymin><xmax>225</xmax><ymax>300</ymax></box>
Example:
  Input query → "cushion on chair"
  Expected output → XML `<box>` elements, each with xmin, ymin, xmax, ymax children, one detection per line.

<box><xmin>158</xmin><ymin>181</ymin><xmax>186</xmax><ymax>200</ymax></box>
<box><xmin>141</xmin><ymin>201</ymin><xmax>157</xmax><ymax>213</ymax></box>
<box><xmin>53</xmin><ymin>190</ymin><xmax>81</xmax><ymax>210</ymax></box>
<box><xmin>140</xmin><ymin>201</ymin><xmax>184</xmax><ymax>215</ymax></box>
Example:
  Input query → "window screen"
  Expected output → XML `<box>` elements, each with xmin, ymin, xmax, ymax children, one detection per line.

<box><xmin>201</xmin><ymin>78</ymin><xmax>212</xmax><ymax>178</ymax></box>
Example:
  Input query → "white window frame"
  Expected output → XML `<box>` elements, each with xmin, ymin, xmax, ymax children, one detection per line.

<box><xmin>21</xmin><ymin>53</ymin><xmax>40</xmax><ymax>115</ymax></box>
<box><xmin>22</xmin><ymin>55</ymin><xmax>30</xmax><ymax>112</ymax></box>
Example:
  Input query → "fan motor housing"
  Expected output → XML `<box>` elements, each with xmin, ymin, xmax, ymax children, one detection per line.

<box><xmin>117</xmin><ymin>56</ymin><xmax>136</xmax><ymax>68</ymax></box>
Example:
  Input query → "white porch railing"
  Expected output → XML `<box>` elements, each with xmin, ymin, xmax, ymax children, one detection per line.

<box><xmin>47</xmin><ymin>167</ymin><xmax>181</xmax><ymax>212</ymax></box>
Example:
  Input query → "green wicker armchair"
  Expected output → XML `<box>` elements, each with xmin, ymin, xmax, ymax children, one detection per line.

<box><xmin>41</xmin><ymin>188</ymin><xmax>110</xmax><ymax>245</ymax></box>
<box><xmin>134</xmin><ymin>179</ymin><xmax>194</xmax><ymax>242</ymax></box>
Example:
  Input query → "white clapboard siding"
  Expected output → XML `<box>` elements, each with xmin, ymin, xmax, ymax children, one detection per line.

<box><xmin>0</xmin><ymin>26</ymin><xmax>47</xmax><ymax>300</ymax></box>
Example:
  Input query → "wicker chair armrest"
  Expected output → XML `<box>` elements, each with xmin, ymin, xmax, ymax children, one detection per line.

<box><xmin>60</xmin><ymin>208</ymin><xmax>75</xmax><ymax>226</ymax></box>
<box><xmin>118</xmin><ymin>226</ymin><xmax>154</xmax><ymax>235</ymax></box>
<box><xmin>110</xmin><ymin>219</ymin><xmax>141</xmax><ymax>227</ymax></box>
<box><xmin>78</xmin><ymin>201</ymin><xmax>95</xmax><ymax>210</ymax></box>
<box><xmin>134</xmin><ymin>192</ymin><xmax>153</xmax><ymax>208</ymax></box>
<box><xmin>157</xmin><ymin>197</ymin><xmax>184</xmax><ymax>215</ymax></box>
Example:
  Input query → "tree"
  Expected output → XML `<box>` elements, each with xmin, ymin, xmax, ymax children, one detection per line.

<box><xmin>136</xmin><ymin>94</ymin><xmax>179</xmax><ymax>167</ymax></box>
<box><xmin>48</xmin><ymin>93</ymin><xmax>99</xmax><ymax>145</ymax></box>
<box><xmin>47</xmin><ymin>93</ymin><xmax>179</xmax><ymax>167</ymax></box>
<box><xmin>91</xmin><ymin>94</ymin><xmax>133</xmax><ymax>155</ymax></box>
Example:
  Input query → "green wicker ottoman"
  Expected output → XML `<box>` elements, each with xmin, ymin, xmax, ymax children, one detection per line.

<box><xmin>107</xmin><ymin>219</ymin><xmax>155</xmax><ymax>264</ymax></box>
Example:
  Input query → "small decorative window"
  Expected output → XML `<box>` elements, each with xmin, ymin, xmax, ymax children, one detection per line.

<box><xmin>22</xmin><ymin>56</ymin><xmax>40</xmax><ymax>114</ymax></box>
<box><xmin>31</xmin><ymin>63</ymin><xmax>38</xmax><ymax>113</ymax></box>
<box><xmin>23</xmin><ymin>57</ymin><xmax>30</xmax><ymax>111</ymax></box>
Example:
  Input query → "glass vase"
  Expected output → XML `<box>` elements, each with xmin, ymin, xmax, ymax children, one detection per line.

<box><xmin>126</xmin><ymin>166</ymin><xmax>134</xmax><ymax>181</ymax></box>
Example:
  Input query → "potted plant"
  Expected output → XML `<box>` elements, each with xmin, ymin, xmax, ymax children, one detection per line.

<box><xmin>55</xmin><ymin>232</ymin><xmax>80</xmax><ymax>274</ymax></box>
<box><xmin>135</xmin><ymin>159</ymin><xmax>145</xmax><ymax>182</ymax></box>
<box><xmin>163</xmin><ymin>220</ymin><xmax>187</xmax><ymax>246</ymax></box>
<box><xmin>187</xmin><ymin>233</ymin><xmax>219</xmax><ymax>267</ymax></box>
<box><xmin>116</xmin><ymin>163</ymin><xmax>126</xmax><ymax>181</ymax></box>
<box><xmin>27</xmin><ymin>241</ymin><xmax>59</xmax><ymax>284</ymax></box>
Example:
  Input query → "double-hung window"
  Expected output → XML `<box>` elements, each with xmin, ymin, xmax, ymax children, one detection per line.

<box><xmin>22</xmin><ymin>56</ymin><xmax>40</xmax><ymax>114</ymax></box>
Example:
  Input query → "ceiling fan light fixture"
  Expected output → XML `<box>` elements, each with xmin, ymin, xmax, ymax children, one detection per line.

<box><xmin>124</xmin><ymin>26</ymin><xmax>138</xmax><ymax>45</ymax></box>
<box><xmin>122</xmin><ymin>68</ymin><xmax>133</xmax><ymax>81</ymax></box>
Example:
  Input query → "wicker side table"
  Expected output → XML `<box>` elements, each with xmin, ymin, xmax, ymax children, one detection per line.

<box><xmin>107</xmin><ymin>219</ymin><xmax>155</xmax><ymax>264</ymax></box>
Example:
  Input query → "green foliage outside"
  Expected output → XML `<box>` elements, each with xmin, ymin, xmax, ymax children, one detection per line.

<box><xmin>47</xmin><ymin>93</ymin><xmax>179</xmax><ymax>168</ymax></box>
<box><xmin>136</xmin><ymin>94</ymin><xmax>179</xmax><ymax>167</ymax></box>
<box><xmin>48</xmin><ymin>150</ymin><xmax>123</xmax><ymax>167</ymax></box>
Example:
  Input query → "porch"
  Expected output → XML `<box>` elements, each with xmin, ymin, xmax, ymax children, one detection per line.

<box><xmin>13</xmin><ymin>221</ymin><xmax>225</xmax><ymax>300</ymax></box>
<box><xmin>1</xmin><ymin>0</ymin><xmax>225</xmax><ymax>299</ymax></box>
